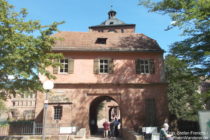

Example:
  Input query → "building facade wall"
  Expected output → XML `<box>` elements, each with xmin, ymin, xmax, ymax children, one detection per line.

<box><xmin>46</xmin><ymin>52</ymin><xmax>165</xmax><ymax>84</ymax></box>
<box><xmin>35</xmin><ymin>51</ymin><xmax>168</xmax><ymax>135</ymax></box>
<box><xmin>0</xmin><ymin>94</ymin><xmax>36</xmax><ymax>121</ymax></box>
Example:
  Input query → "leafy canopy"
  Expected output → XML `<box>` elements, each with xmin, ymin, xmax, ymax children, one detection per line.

<box><xmin>139</xmin><ymin>0</ymin><xmax>210</xmax><ymax>79</ymax></box>
<box><xmin>165</xmin><ymin>55</ymin><xmax>203</xmax><ymax>121</ymax></box>
<box><xmin>0</xmin><ymin>0</ymin><xmax>63</xmax><ymax>96</ymax></box>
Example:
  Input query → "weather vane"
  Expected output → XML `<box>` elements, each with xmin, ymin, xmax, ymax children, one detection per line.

<box><xmin>110</xmin><ymin>5</ymin><xmax>113</xmax><ymax>10</ymax></box>
<box><xmin>110</xmin><ymin>0</ymin><xmax>114</xmax><ymax>10</ymax></box>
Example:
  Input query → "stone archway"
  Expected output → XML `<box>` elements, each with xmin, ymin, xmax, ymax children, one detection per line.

<box><xmin>89</xmin><ymin>96</ymin><xmax>120</xmax><ymax>136</ymax></box>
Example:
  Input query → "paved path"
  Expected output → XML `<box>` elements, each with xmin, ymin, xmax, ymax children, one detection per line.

<box><xmin>86</xmin><ymin>136</ymin><xmax>122</xmax><ymax>140</ymax></box>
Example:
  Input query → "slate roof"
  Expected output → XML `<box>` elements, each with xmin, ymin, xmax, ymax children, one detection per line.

<box><xmin>52</xmin><ymin>32</ymin><xmax>164</xmax><ymax>52</ymax></box>
<box><xmin>100</xmin><ymin>17</ymin><xmax>125</xmax><ymax>26</ymax></box>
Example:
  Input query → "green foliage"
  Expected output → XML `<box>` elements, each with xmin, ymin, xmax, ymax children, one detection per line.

<box><xmin>0</xmin><ymin>0</ymin><xmax>63</xmax><ymax>96</ymax></box>
<box><xmin>0</xmin><ymin>99</ymin><xmax>7</xmax><ymax>119</ymax></box>
<box><xmin>0</xmin><ymin>120</ymin><xmax>33</xmax><ymax>127</ymax></box>
<box><xmin>0</xmin><ymin>121</ymin><xmax>9</xmax><ymax>127</ymax></box>
<box><xmin>0</xmin><ymin>99</ymin><xmax>6</xmax><ymax>111</ymax></box>
<box><xmin>201</xmin><ymin>89</ymin><xmax>210</xmax><ymax>103</ymax></box>
<box><xmin>139</xmin><ymin>0</ymin><xmax>210</xmax><ymax>79</ymax></box>
<box><xmin>165</xmin><ymin>55</ymin><xmax>203</xmax><ymax>121</ymax></box>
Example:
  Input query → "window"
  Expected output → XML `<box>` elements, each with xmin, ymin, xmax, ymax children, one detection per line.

<box><xmin>15</xmin><ymin>101</ymin><xmax>19</xmax><ymax>106</ymax></box>
<box><xmin>23</xmin><ymin>101</ymin><xmax>26</xmax><ymax>106</ymax></box>
<box><xmin>95</xmin><ymin>38</ymin><xmax>107</xmax><ymax>44</ymax></box>
<box><xmin>99</xmin><ymin>59</ymin><xmax>109</xmax><ymax>73</ymax></box>
<box><xmin>11</xmin><ymin>109</ymin><xmax>19</xmax><ymax>119</ymax></box>
<box><xmin>110</xmin><ymin>22</ymin><xmax>114</xmax><ymax>25</ymax></box>
<box><xmin>60</xmin><ymin>59</ymin><xmax>68</xmax><ymax>73</ymax></box>
<box><xmin>54</xmin><ymin>106</ymin><xmax>62</xmax><ymax>120</ymax></box>
<box><xmin>136</xmin><ymin>59</ymin><xmax>155</xmax><ymax>74</ymax></box>
<box><xmin>29</xmin><ymin>101</ymin><xmax>32</xmax><ymax>106</ymax></box>
<box><xmin>94</xmin><ymin>59</ymin><xmax>113</xmax><ymax>74</ymax></box>
<box><xmin>53</xmin><ymin>58</ymin><xmax>74</xmax><ymax>74</ymax></box>
<box><xmin>19</xmin><ymin>101</ymin><xmax>23</xmax><ymax>106</ymax></box>
<box><xmin>140</xmin><ymin>60</ymin><xmax>149</xmax><ymax>73</ymax></box>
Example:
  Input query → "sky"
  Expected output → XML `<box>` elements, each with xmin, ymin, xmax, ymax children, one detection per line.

<box><xmin>7</xmin><ymin>0</ymin><xmax>185</xmax><ymax>54</ymax></box>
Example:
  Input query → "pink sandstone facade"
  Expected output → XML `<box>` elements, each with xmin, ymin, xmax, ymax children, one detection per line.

<box><xmin>35</xmin><ymin>10</ymin><xmax>168</xmax><ymax>136</ymax></box>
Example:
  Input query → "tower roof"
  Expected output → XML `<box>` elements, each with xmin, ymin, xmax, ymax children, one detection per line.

<box><xmin>89</xmin><ymin>10</ymin><xmax>135</xmax><ymax>28</ymax></box>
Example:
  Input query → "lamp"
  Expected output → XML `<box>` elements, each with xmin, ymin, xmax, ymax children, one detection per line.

<box><xmin>42</xmin><ymin>80</ymin><xmax>54</xmax><ymax>140</ymax></box>
<box><xmin>43</xmin><ymin>80</ymin><xmax>54</xmax><ymax>90</ymax></box>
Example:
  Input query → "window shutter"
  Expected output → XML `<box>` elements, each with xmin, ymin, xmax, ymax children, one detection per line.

<box><xmin>93</xmin><ymin>59</ymin><xmax>99</xmax><ymax>74</ymax></box>
<box><xmin>135</xmin><ymin>59</ymin><xmax>140</xmax><ymax>74</ymax></box>
<box><xmin>149</xmin><ymin>59</ymin><xmax>155</xmax><ymax>74</ymax></box>
<box><xmin>145</xmin><ymin>99</ymin><xmax>156</xmax><ymax>126</ymax></box>
<box><xmin>68</xmin><ymin>58</ymin><xmax>74</xmax><ymax>74</ymax></box>
<box><xmin>60</xmin><ymin>106</ymin><xmax>63</xmax><ymax>118</ymax></box>
<box><xmin>108</xmin><ymin>59</ymin><xmax>114</xmax><ymax>74</ymax></box>
<box><xmin>53</xmin><ymin>59</ymin><xmax>59</xmax><ymax>74</ymax></box>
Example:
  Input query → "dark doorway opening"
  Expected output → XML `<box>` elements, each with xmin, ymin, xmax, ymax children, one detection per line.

<box><xmin>89</xmin><ymin>96</ymin><xmax>120</xmax><ymax>136</ymax></box>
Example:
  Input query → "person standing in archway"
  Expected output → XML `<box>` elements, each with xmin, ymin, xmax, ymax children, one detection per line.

<box><xmin>113</xmin><ymin>118</ymin><xmax>120</xmax><ymax>137</ymax></box>
<box><xmin>103</xmin><ymin>120</ymin><xmax>110</xmax><ymax>138</ymax></box>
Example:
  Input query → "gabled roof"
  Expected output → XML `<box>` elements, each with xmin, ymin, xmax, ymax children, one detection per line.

<box><xmin>52</xmin><ymin>32</ymin><xmax>164</xmax><ymax>52</ymax></box>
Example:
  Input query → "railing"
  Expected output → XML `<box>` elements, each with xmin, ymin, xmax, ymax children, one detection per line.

<box><xmin>21</xmin><ymin>122</ymin><xmax>43</xmax><ymax>135</ymax></box>
<box><xmin>33</xmin><ymin>123</ymin><xmax>43</xmax><ymax>135</ymax></box>
<box><xmin>0</xmin><ymin>121</ymin><xmax>42</xmax><ymax>135</ymax></box>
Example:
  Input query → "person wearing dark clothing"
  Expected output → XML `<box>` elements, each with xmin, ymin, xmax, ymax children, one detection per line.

<box><xmin>110</xmin><ymin>120</ymin><xmax>114</xmax><ymax>137</ymax></box>
<box><xmin>113</xmin><ymin>118</ymin><xmax>120</xmax><ymax>137</ymax></box>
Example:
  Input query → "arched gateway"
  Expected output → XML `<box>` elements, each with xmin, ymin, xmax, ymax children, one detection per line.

<box><xmin>89</xmin><ymin>96</ymin><xmax>121</xmax><ymax>136</ymax></box>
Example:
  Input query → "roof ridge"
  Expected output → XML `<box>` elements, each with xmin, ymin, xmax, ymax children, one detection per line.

<box><xmin>54</xmin><ymin>31</ymin><xmax>146</xmax><ymax>35</ymax></box>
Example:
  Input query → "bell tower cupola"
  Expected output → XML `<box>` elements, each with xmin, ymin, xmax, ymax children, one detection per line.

<box><xmin>108</xmin><ymin>10</ymin><xmax>117</xmax><ymax>19</ymax></box>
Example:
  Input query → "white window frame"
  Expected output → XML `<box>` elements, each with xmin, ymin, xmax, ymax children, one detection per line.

<box><xmin>137</xmin><ymin>59</ymin><xmax>155</xmax><ymax>74</ymax></box>
<box><xmin>99</xmin><ymin>59</ymin><xmax>109</xmax><ymax>74</ymax></box>
<box><xmin>140</xmin><ymin>59</ymin><xmax>150</xmax><ymax>74</ymax></box>
<box><xmin>59</xmin><ymin>59</ymin><xmax>68</xmax><ymax>74</ymax></box>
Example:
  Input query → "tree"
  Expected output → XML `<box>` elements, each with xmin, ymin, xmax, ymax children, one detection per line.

<box><xmin>139</xmin><ymin>0</ymin><xmax>210</xmax><ymax>79</ymax></box>
<box><xmin>0</xmin><ymin>0</ymin><xmax>63</xmax><ymax>97</ymax></box>
<box><xmin>165</xmin><ymin>56</ymin><xmax>203</xmax><ymax>121</ymax></box>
